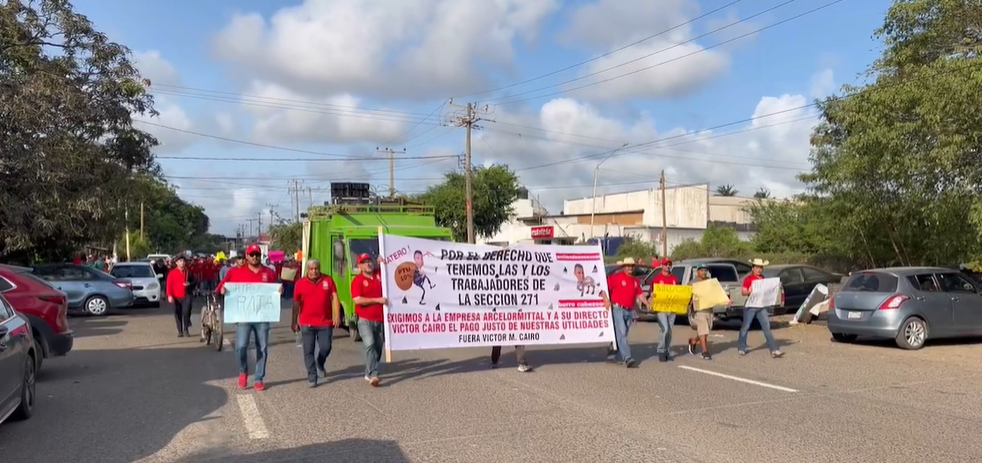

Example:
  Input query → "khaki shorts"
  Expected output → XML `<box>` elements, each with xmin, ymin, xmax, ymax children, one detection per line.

<box><xmin>689</xmin><ymin>311</ymin><xmax>713</xmax><ymax>336</ymax></box>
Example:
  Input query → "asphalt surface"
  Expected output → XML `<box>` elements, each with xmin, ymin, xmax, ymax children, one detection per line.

<box><xmin>1</xmin><ymin>301</ymin><xmax>979</xmax><ymax>463</ymax></box>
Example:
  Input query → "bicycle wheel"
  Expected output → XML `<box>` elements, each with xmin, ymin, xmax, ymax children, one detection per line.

<box><xmin>215</xmin><ymin>312</ymin><xmax>224</xmax><ymax>352</ymax></box>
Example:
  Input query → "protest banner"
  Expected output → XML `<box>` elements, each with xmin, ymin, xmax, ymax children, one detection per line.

<box><xmin>378</xmin><ymin>234</ymin><xmax>613</xmax><ymax>351</ymax></box>
<box><xmin>223</xmin><ymin>283</ymin><xmax>282</xmax><ymax>323</ymax></box>
<box><xmin>649</xmin><ymin>285</ymin><xmax>692</xmax><ymax>315</ymax></box>
<box><xmin>746</xmin><ymin>278</ymin><xmax>782</xmax><ymax>307</ymax></box>
<box><xmin>791</xmin><ymin>284</ymin><xmax>828</xmax><ymax>324</ymax></box>
<box><xmin>691</xmin><ymin>279</ymin><xmax>729</xmax><ymax>311</ymax></box>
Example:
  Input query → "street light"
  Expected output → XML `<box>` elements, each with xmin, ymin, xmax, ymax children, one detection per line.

<box><xmin>589</xmin><ymin>143</ymin><xmax>630</xmax><ymax>247</ymax></box>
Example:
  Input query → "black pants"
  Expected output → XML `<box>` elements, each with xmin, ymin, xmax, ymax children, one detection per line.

<box><xmin>173</xmin><ymin>297</ymin><xmax>192</xmax><ymax>333</ymax></box>
<box><xmin>491</xmin><ymin>345</ymin><xmax>527</xmax><ymax>365</ymax></box>
<box><xmin>301</xmin><ymin>326</ymin><xmax>334</xmax><ymax>382</ymax></box>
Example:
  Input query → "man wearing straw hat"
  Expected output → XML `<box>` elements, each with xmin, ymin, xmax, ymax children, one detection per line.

<box><xmin>738</xmin><ymin>258</ymin><xmax>785</xmax><ymax>358</ymax></box>
<box><xmin>602</xmin><ymin>257</ymin><xmax>649</xmax><ymax>368</ymax></box>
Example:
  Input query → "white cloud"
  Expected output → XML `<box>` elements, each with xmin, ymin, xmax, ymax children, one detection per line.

<box><xmin>215</xmin><ymin>112</ymin><xmax>235</xmax><ymax>134</ymax></box>
<box><xmin>561</xmin><ymin>0</ymin><xmax>733</xmax><ymax>101</ymax></box>
<box><xmin>810</xmin><ymin>69</ymin><xmax>835</xmax><ymax>99</ymax></box>
<box><xmin>132</xmin><ymin>50</ymin><xmax>181</xmax><ymax>87</ymax></box>
<box><xmin>211</xmin><ymin>0</ymin><xmax>560</xmax><ymax>101</ymax></box>
<box><xmin>133</xmin><ymin>97</ymin><xmax>195</xmax><ymax>153</ymax></box>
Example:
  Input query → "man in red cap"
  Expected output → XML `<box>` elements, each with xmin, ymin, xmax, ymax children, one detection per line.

<box><xmin>650</xmin><ymin>257</ymin><xmax>680</xmax><ymax>362</ymax></box>
<box><xmin>351</xmin><ymin>253</ymin><xmax>386</xmax><ymax>387</ymax></box>
<box><xmin>217</xmin><ymin>243</ymin><xmax>282</xmax><ymax>391</ymax></box>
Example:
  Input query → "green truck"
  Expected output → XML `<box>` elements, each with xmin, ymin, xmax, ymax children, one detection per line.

<box><xmin>301</xmin><ymin>196</ymin><xmax>452</xmax><ymax>340</ymax></box>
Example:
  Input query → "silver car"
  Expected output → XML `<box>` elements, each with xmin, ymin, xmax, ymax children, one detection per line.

<box><xmin>827</xmin><ymin>267</ymin><xmax>982</xmax><ymax>350</ymax></box>
<box><xmin>31</xmin><ymin>265</ymin><xmax>134</xmax><ymax>316</ymax></box>
<box><xmin>109</xmin><ymin>262</ymin><xmax>162</xmax><ymax>307</ymax></box>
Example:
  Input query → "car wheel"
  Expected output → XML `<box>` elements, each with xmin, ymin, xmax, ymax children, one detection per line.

<box><xmin>84</xmin><ymin>296</ymin><xmax>110</xmax><ymax>316</ymax></box>
<box><xmin>895</xmin><ymin>317</ymin><xmax>928</xmax><ymax>350</ymax></box>
<box><xmin>830</xmin><ymin>333</ymin><xmax>857</xmax><ymax>343</ymax></box>
<box><xmin>12</xmin><ymin>353</ymin><xmax>36</xmax><ymax>421</ymax></box>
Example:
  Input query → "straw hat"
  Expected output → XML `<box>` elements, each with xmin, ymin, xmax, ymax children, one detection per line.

<box><xmin>617</xmin><ymin>257</ymin><xmax>637</xmax><ymax>266</ymax></box>
<box><xmin>749</xmin><ymin>258</ymin><xmax>770</xmax><ymax>267</ymax></box>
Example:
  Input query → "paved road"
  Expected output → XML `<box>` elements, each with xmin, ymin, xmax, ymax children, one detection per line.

<box><xmin>1</xmin><ymin>302</ymin><xmax>979</xmax><ymax>462</ymax></box>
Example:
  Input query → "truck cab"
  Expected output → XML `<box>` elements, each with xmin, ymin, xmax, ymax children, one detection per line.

<box><xmin>301</xmin><ymin>189</ymin><xmax>452</xmax><ymax>340</ymax></box>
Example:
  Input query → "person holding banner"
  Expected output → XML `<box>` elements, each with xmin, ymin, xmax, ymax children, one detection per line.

<box><xmin>603</xmin><ymin>257</ymin><xmax>648</xmax><ymax>368</ymax></box>
<box><xmin>737</xmin><ymin>259</ymin><xmax>784</xmax><ymax>358</ymax></box>
<box><xmin>291</xmin><ymin>259</ymin><xmax>340</xmax><ymax>388</ymax></box>
<box><xmin>687</xmin><ymin>264</ymin><xmax>715</xmax><ymax>360</ymax></box>
<box><xmin>351</xmin><ymin>253</ymin><xmax>386</xmax><ymax>387</ymax></box>
<box><xmin>217</xmin><ymin>244</ymin><xmax>282</xmax><ymax>391</ymax></box>
<box><xmin>650</xmin><ymin>258</ymin><xmax>680</xmax><ymax>362</ymax></box>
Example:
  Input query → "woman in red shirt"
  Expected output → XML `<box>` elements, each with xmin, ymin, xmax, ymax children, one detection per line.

<box><xmin>165</xmin><ymin>255</ymin><xmax>193</xmax><ymax>337</ymax></box>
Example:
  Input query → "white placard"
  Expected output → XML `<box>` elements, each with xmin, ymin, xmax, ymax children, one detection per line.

<box><xmin>746</xmin><ymin>277</ymin><xmax>782</xmax><ymax>308</ymax></box>
<box><xmin>378</xmin><ymin>234</ymin><xmax>614</xmax><ymax>351</ymax></box>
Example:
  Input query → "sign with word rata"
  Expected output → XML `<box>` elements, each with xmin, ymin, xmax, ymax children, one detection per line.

<box><xmin>223</xmin><ymin>283</ymin><xmax>282</xmax><ymax>323</ymax></box>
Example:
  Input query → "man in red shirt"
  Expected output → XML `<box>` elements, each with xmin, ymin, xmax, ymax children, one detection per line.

<box><xmin>291</xmin><ymin>258</ymin><xmax>340</xmax><ymax>387</ymax></box>
<box><xmin>165</xmin><ymin>255</ymin><xmax>193</xmax><ymax>337</ymax></box>
<box><xmin>217</xmin><ymin>244</ymin><xmax>282</xmax><ymax>391</ymax></box>
<box><xmin>602</xmin><ymin>257</ymin><xmax>649</xmax><ymax>368</ymax></box>
<box><xmin>738</xmin><ymin>258</ymin><xmax>784</xmax><ymax>358</ymax></box>
<box><xmin>651</xmin><ymin>257</ymin><xmax>680</xmax><ymax>362</ymax></box>
<box><xmin>351</xmin><ymin>253</ymin><xmax>386</xmax><ymax>386</ymax></box>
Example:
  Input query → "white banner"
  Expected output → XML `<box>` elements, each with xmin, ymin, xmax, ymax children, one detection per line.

<box><xmin>747</xmin><ymin>277</ymin><xmax>782</xmax><ymax>307</ymax></box>
<box><xmin>378</xmin><ymin>234</ymin><xmax>614</xmax><ymax>351</ymax></box>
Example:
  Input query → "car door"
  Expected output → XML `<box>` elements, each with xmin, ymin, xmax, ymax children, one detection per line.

<box><xmin>0</xmin><ymin>297</ymin><xmax>25</xmax><ymax>418</ymax></box>
<box><xmin>935</xmin><ymin>272</ymin><xmax>982</xmax><ymax>335</ymax></box>
<box><xmin>53</xmin><ymin>266</ymin><xmax>96</xmax><ymax>308</ymax></box>
<box><xmin>778</xmin><ymin>268</ymin><xmax>807</xmax><ymax>308</ymax></box>
<box><xmin>904</xmin><ymin>273</ymin><xmax>956</xmax><ymax>337</ymax></box>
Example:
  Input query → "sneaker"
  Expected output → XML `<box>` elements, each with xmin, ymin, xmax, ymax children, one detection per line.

<box><xmin>738</xmin><ymin>350</ymin><xmax>747</xmax><ymax>356</ymax></box>
<box><xmin>687</xmin><ymin>343</ymin><xmax>696</xmax><ymax>355</ymax></box>
<box><xmin>701</xmin><ymin>352</ymin><xmax>713</xmax><ymax>360</ymax></box>
<box><xmin>254</xmin><ymin>381</ymin><xmax>266</xmax><ymax>391</ymax></box>
<box><xmin>771</xmin><ymin>351</ymin><xmax>785</xmax><ymax>359</ymax></box>
<box><xmin>317</xmin><ymin>366</ymin><xmax>327</xmax><ymax>378</ymax></box>
<box><xmin>658</xmin><ymin>353</ymin><xmax>668</xmax><ymax>362</ymax></box>
<box><xmin>237</xmin><ymin>373</ymin><xmax>248</xmax><ymax>389</ymax></box>
<box><xmin>177</xmin><ymin>332</ymin><xmax>185</xmax><ymax>338</ymax></box>
<box><xmin>369</xmin><ymin>377</ymin><xmax>380</xmax><ymax>387</ymax></box>
<box><xmin>365</xmin><ymin>375</ymin><xmax>372</xmax><ymax>382</ymax></box>
<box><xmin>490</xmin><ymin>362</ymin><xmax>498</xmax><ymax>369</ymax></box>
<box><xmin>307</xmin><ymin>380</ymin><xmax>317</xmax><ymax>388</ymax></box>
<box><xmin>517</xmin><ymin>363</ymin><xmax>531</xmax><ymax>373</ymax></box>
<box><xmin>625</xmin><ymin>358</ymin><xmax>638</xmax><ymax>368</ymax></box>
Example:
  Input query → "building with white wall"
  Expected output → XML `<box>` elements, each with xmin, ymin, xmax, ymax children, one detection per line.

<box><xmin>481</xmin><ymin>184</ymin><xmax>760</xmax><ymax>253</ymax></box>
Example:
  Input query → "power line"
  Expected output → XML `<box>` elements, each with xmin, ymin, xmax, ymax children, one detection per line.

<box><xmin>452</xmin><ymin>0</ymin><xmax>747</xmax><ymax>99</ymax></box>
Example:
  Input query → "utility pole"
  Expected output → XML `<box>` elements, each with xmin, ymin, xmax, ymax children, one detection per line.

<box><xmin>246</xmin><ymin>218</ymin><xmax>258</xmax><ymax>238</ymax></box>
<box><xmin>288</xmin><ymin>179</ymin><xmax>304</xmax><ymax>222</ymax></box>
<box><xmin>660</xmin><ymin>170</ymin><xmax>668</xmax><ymax>257</ymax></box>
<box><xmin>266</xmin><ymin>204</ymin><xmax>278</xmax><ymax>234</ymax></box>
<box><xmin>256</xmin><ymin>212</ymin><xmax>264</xmax><ymax>239</ymax></box>
<box><xmin>449</xmin><ymin>99</ymin><xmax>490</xmax><ymax>244</ymax></box>
<box><xmin>139</xmin><ymin>202</ymin><xmax>145</xmax><ymax>240</ymax></box>
<box><xmin>376</xmin><ymin>147</ymin><xmax>405</xmax><ymax>197</ymax></box>
<box><xmin>125</xmin><ymin>208</ymin><xmax>131</xmax><ymax>262</ymax></box>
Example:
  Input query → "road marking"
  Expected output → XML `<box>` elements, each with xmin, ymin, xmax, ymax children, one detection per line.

<box><xmin>678</xmin><ymin>365</ymin><xmax>798</xmax><ymax>393</ymax></box>
<box><xmin>235</xmin><ymin>394</ymin><xmax>269</xmax><ymax>439</ymax></box>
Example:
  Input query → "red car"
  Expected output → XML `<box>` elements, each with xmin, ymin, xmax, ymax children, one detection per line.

<box><xmin>0</xmin><ymin>265</ymin><xmax>73</xmax><ymax>371</ymax></box>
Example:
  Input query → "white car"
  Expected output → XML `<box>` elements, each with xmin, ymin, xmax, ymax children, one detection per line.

<box><xmin>110</xmin><ymin>262</ymin><xmax>162</xmax><ymax>307</ymax></box>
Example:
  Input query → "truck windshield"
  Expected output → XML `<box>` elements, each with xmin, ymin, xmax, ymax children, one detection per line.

<box><xmin>348</xmin><ymin>239</ymin><xmax>380</xmax><ymax>267</ymax></box>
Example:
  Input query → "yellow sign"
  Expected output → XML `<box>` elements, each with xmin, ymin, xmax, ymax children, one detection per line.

<box><xmin>691</xmin><ymin>278</ymin><xmax>730</xmax><ymax>311</ymax></box>
<box><xmin>650</xmin><ymin>284</ymin><xmax>693</xmax><ymax>315</ymax></box>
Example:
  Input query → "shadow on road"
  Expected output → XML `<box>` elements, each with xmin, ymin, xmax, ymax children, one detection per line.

<box><xmin>68</xmin><ymin>317</ymin><xmax>128</xmax><ymax>338</ymax></box>
<box><xmin>177</xmin><ymin>439</ymin><xmax>410</xmax><ymax>463</ymax></box>
<box><xmin>0</xmin><ymin>343</ymin><xmax>234</xmax><ymax>463</ymax></box>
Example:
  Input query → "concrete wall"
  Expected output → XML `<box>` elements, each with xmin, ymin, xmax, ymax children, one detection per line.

<box><xmin>563</xmin><ymin>184</ymin><xmax>710</xmax><ymax>230</ymax></box>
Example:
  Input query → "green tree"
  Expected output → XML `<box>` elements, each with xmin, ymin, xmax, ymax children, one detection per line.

<box><xmin>268</xmin><ymin>221</ymin><xmax>303</xmax><ymax>252</ymax></box>
<box><xmin>414</xmin><ymin>165</ymin><xmax>521</xmax><ymax>241</ymax></box>
<box><xmin>670</xmin><ymin>224</ymin><xmax>750</xmax><ymax>260</ymax></box>
<box><xmin>130</xmin><ymin>177</ymin><xmax>212</xmax><ymax>254</ymax></box>
<box><xmin>752</xmin><ymin>188</ymin><xmax>771</xmax><ymax>199</ymax></box>
<box><xmin>0</xmin><ymin>0</ymin><xmax>161</xmax><ymax>262</ymax></box>
<box><xmin>714</xmin><ymin>184</ymin><xmax>737</xmax><ymax>196</ymax></box>
<box><xmin>613</xmin><ymin>235</ymin><xmax>658</xmax><ymax>261</ymax></box>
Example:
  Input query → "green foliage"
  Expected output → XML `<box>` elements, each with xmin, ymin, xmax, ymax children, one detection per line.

<box><xmin>131</xmin><ymin>177</ymin><xmax>212</xmax><ymax>254</ymax></box>
<box><xmin>613</xmin><ymin>236</ymin><xmax>658</xmax><ymax>260</ymax></box>
<box><xmin>714</xmin><ymin>184</ymin><xmax>737</xmax><ymax>196</ymax></box>
<box><xmin>752</xmin><ymin>188</ymin><xmax>771</xmax><ymax>199</ymax></box>
<box><xmin>125</xmin><ymin>235</ymin><xmax>154</xmax><ymax>260</ymax></box>
<box><xmin>269</xmin><ymin>221</ymin><xmax>303</xmax><ymax>252</ymax></box>
<box><xmin>670</xmin><ymin>225</ymin><xmax>751</xmax><ymax>260</ymax></box>
<box><xmin>413</xmin><ymin>165</ymin><xmax>521</xmax><ymax>241</ymax></box>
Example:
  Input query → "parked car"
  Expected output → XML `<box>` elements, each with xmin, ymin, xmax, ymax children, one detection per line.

<box><xmin>762</xmin><ymin>265</ymin><xmax>845</xmax><ymax>312</ymax></box>
<box><xmin>827</xmin><ymin>267</ymin><xmax>982</xmax><ymax>350</ymax></box>
<box><xmin>642</xmin><ymin>261</ymin><xmax>754</xmax><ymax>321</ymax></box>
<box><xmin>31</xmin><ymin>264</ymin><xmax>134</xmax><ymax>316</ymax></box>
<box><xmin>0</xmin><ymin>265</ymin><xmax>72</xmax><ymax>371</ymax></box>
<box><xmin>110</xmin><ymin>262</ymin><xmax>162</xmax><ymax>307</ymax></box>
<box><xmin>0</xmin><ymin>294</ymin><xmax>37</xmax><ymax>424</ymax></box>
<box><xmin>682</xmin><ymin>258</ymin><xmax>754</xmax><ymax>276</ymax></box>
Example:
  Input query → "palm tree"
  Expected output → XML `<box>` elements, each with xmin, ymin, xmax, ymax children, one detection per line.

<box><xmin>753</xmin><ymin>188</ymin><xmax>771</xmax><ymax>199</ymax></box>
<box><xmin>714</xmin><ymin>184</ymin><xmax>737</xmax><ymax>196</ymax></box>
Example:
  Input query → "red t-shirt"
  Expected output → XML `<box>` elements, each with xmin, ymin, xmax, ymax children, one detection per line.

<box><xmin>351</xmin><ymin>271</ymin><xmax>384</xmax><ymax>322</ymax></box>
<box><xmin>606</xmin><ymin>271</ymin><xmax>642</xmax><ymax>308</ymax></box>
<box><xmin>165</xmin><ymin>268</ymin><xmax>188</xmax><ymax>299</ymax></box>
<box><xmin>742</xmin><ymin>274</ymin><xmax>764</xmax><ymax>291</ymax></box>
<box><xmin>216</xmin><ymin>265</ymin><xmax>278</xmax><ymax>292</ymax></box>
<box><xmin>294</xmin><ymin>275</ymin><xmax>338</xmax><ymax>326</ymax></box>
<box><xmin>651</xmin><ymin>272</ymin><xmax>679</xmax><ymax>285</ymax></box>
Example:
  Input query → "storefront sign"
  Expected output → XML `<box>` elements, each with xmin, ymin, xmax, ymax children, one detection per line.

<box><xmin>531</xmin><ymin>226</ymin><xmax>554</xmax><ymax>239</ymax></box>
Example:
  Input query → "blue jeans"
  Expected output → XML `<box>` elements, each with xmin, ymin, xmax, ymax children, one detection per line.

<box><xmin>301</xmin><ymin>325</ymin><xmax>334</xmax><ymax>382</ymax></box>
<box><xmin>235</xmin><ymin>322</ymin><xmax>270</xmax><ymax>381</ymax></box>
<box><xmin>737</xmin><ymin>307</ymin><xmax>779</xmax><ymax>352</ymax></box>
<box><xmin>611</xmin><ymin>305</ymin><xmax>634</xmax><ymax>361</ymax></box>
<box><xmin>656</xmin><ymin>312</ymin><xmax>676</xmax><ymax>354</ymax></box>
<box><xmin>357</xmin><ymin>320</ymin><xmax>385</xmax><ymax>378</ymax></box>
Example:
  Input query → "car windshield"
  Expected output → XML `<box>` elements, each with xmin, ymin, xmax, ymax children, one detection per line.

<box><xmin>843</xmin><ymin>272</ymin><xmax>899</xmax><ymax>292</ymax></box>
<box><xmin>704</xmin><ymin>265</ymin><xmax>738</xmax><ymax>282</ymax></box>
<box><xmin>111</xmin><ymin>265</ymin><xmax>155</xmax><ymax>278</ymax></box>
<box><xmin>348</xmin><ymin>239</ymin><xmax>380</xmax><ymax>268</ymax></box>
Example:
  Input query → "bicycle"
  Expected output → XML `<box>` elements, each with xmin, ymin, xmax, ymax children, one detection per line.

<box><xmin>199</xmin><ymin>292</ymin><xmax>224</xmax><ymax>352</ymax></box>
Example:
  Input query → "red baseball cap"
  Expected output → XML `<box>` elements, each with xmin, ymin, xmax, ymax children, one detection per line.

<box><xmin>357</xmin><ymin>253</ymin><xmax>372</xmax><ymax>263</ymax></box>
<box><xmin>660</xmin><ymin>257</ymin><xmax>673</xmax><ymax>266</ymax></box>
<box><xmin>245</xmin><ymin>244</ymin><xmax>262</xmax><ymax>255</ymax></box>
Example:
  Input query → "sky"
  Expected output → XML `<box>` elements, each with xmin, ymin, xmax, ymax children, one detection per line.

<box><xmin>72</xmin><ymin>0</ymin><xmax>893</xmax><ymax>236</ymax></box>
